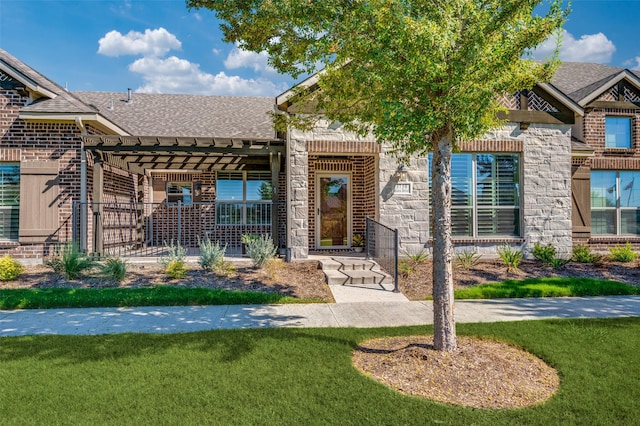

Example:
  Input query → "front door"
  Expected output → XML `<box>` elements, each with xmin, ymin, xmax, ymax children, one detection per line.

<box><xmin>316</xmin><ymin>174</ymin><xmax>351</xmax><ymax>249</ymax></box>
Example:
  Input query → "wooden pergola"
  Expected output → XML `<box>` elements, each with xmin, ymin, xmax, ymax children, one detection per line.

<box><xmin>80</xmin><ymin>135</ymin><xmax>285</xmax><ymax>255</ymax></box>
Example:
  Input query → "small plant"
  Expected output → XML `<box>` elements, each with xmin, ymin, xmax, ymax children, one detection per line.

<box><xmin>352</xmin><ymin>234</ymin><xmax>365</xmax><ymax>248</ymax></box>
<box><xmin>241</xmin><ymin>234</ymin><xmax>259</xmax><ymax>245</ymax></box>
<box><xmin>549</xmin><ymin>257</ymin><xmax>571</xmax><ymax>269</ymax></box>
<box><xmin>51</xmin><ymin>243</ymin><xmax>95</xmax><ymax>280</ymax></box>
<box><xmin>246</xmin><ymin>234</ymin><xmax>278</xmax><ymax>268</ymax></box>
<box><xmin>198</xmin><ymin>235</ymin><xmax>227</xmax><ymax>271</ymax></box>
<box><xmin>159</xmin><ymin>240</ymin><xmax>187</xmax><ymax>267</ymax></box>
<box><xmin>532</xmin><ymin>243</ymin><xmax>557</xmax><ymax>265</ymax></box>
<box><xmin>497</xmin><ymin>244</ymin><xmax>523</xmax><ymax>272</ymax></box>
<box><xmin>455</xmin><ymin>250</ymin><xmax>481</xmax><ymax>270</ymax></box>
<box><xmin>98</xmin><ymin>258</ymin><xmax>127</xmax><ymax>282</ymax></box>
<box><xmin>0</xmin><ymin>255</ymin><xmax>24</xmax><ymax>281</ymax></box>
<box><xmin>573</xmin><ymin>244</ymin><xmax>599</xmax><ymax>263</ymax></box>
<box><xmin>165</xmin><ymin>259</ymin><xmax>187</xmax><ymax>279</ymax></box>
<box><xmin>403</xmin><ymin>249</ymin><xmax>429</xmax><ymax>264</ymax></box>
<box><xmin>609</xmin><ymin>242</ymin><xmax>638</xmax><ymax>263</ymax></box>
<box><xmin>398</xmin><ymin>260</ymin><xmax>414</xmax><ymax>278</ymax></box>
<box><xmin>264</xmin><ymin>257</ymin><xmax>284</xmax><ymax>280</ymax></box>
<box><xmin>212</xmin><ymin>260</ymin><xmax>236</xmax><ymax>277</ymax></box>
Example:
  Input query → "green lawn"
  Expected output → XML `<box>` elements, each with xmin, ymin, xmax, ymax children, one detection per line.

<box><xmin>0</xmin><ymin>287</ymin><xmax>317</xmax><ymax>310</ymax></box>
<box><xmin>454</xmin><ymin>277</ymin><xmax>639</xmax><ymax>299</ymax></box>
<box><xmin>2</xmin><ymin>318</ymin><xmax>640</xmax><ymax>425</ymax></box>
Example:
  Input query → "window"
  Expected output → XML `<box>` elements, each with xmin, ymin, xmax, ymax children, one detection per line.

<box><xmin>591</xmin><ymin>170</ymin><xmax>640</xmax><ymax>235</ymax></box>
<box><xmin>429</xmin><ymin>154</ymin><xmax>521</xmax><ymax>237</ymax></box>
<box><xmin>605</xmin><ymin>117</ymin><xmax>632</xmax><ymax>149</ymax></box>
<box><xmin>216</xmin><ymin>171</ymin><xmax>272</xmax><ymax>225</ymax></box>
<box><xmin>166</xmin><ymin>182</ymin><xmax>192</xmax><ymax>205</ymax></box>
<box><xmin>0</xmin><ymin>164</ymin><xmax>19</xmax><ymax>241</ymax></box>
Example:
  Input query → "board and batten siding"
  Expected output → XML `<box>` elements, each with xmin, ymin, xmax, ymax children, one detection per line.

<box><xmin>19</xmin><ymin>160</ymin><xmax>60</xmax><ymax>243</ymax></box>
<box><xmin>571</xmin><ymin>165</ymin><xmax>591</xmax><ymax>238</ymax></box>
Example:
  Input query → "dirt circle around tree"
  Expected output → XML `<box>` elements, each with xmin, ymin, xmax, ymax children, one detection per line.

<box><xmin>352</xmin><ymin>335</ymin><xmax>560</xmax><ymax>409</ymax></box>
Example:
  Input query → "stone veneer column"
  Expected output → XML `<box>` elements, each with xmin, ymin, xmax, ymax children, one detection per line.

<box><xmin>287</xmin><ymin>136</ymin><xmax>309</xmax><ymax>260</ymax></box>
<box><xmin>378</xmin><ymin>143</ymin><xmax>431</xmax><ymax>254</ymax></box>
<box><xmin>520</xmin><ymin>124</ymin><xmax>573</xmax><ymax>257</ymax></box>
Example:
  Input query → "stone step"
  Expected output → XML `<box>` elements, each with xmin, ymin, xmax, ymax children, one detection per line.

<box><xmin>319</xmin><ymin>257</ymin><xmax>382</xmax><ymax>272</ymax></box>
<box><xmin>324</xmin><ymin>268</ymin><xmax>391</xmax><ymax>286</ymax></box>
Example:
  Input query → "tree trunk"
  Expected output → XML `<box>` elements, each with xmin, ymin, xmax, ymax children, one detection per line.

<box><xmin>431</xmin><ymin>132</ymin><xmax>456</xmax><ymax>351</ymax></box>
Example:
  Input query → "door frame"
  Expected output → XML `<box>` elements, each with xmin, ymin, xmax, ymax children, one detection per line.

<box><xmin>315</xmin><ymin>172</ymin><xmax>352</xmax><ymax>249</ymax></box>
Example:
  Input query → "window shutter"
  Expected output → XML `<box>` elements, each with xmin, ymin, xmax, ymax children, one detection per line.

<box><xmin>572</xmin><ymin>166</ymin><xmax>591</xmax><ymax>236</ymax></box>
<box><xmin>152</xmin><ymin>178</ymin><xmax>166</xmax><ymax>203</ymax></box>
<box><xmin>19</xmin><ymin>160</ymin><xmax>59</xmax><ymax>243</ymax></box>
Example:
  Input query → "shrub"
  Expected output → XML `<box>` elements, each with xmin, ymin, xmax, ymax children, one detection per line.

<box><xmin>198</xmin><ymin>235</ymin><xmax>227</xmax><ymax>271</ymax></box>
<box><xmin>165</xmin><ymin>259</ymin><xmax>187</xmax><ymax>279</ymax></box>
<box><xmin>98</xmin><ymin>258</ymin><xmax>127</xmax><ymax>282</ymax></box>
<box><xmin>532</xmin><ymin>243</ymin><xmax>557</xmax><ymax>265</ymax></box>
<box><xmin>497</xmin><ymin>245</ymin><xmax>523</xmax><ymax>272</ymax></box>
<box><xmin>246</xmin><ymin>234</ymin><xmax>277</xmax><ymax>268</ymax></box>
<box><xmin>159</xmin><ymin>240</ymin><xmax>187</xmax><ymax>267</ymax></box>
<box><xmin>264</xmin><ymin>258</ymin><xmax>284</xmax><ymax>280</ymax></box>
<box><xmin>609</xmin><ymin>242</ymin><xmax>638</xmax><ymax>263</ymax></box>
<box><xmin>455</xmin><ymin>250</ymin><xmax>481</xmax><ymax>270</ymax></box>
<box><xmin>51</xmin><ymin>243</ymin><xmax>95</xmax><ymax>280</ymax></box>
<box><xmin>573</xmin><ymin>244</ymin><xmax>599</xmax><ymax>263</ymax></box>
<box><xmin>0</xmin><ymin>255</ymin><xmax>24</xmax><ymax>281</ymax></box>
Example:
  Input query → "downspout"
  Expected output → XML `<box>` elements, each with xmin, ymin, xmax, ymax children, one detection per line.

<box><xmin>75</xmin><ymin>116</ymin><xmax>88</xmax><ymax>252</ymax></box>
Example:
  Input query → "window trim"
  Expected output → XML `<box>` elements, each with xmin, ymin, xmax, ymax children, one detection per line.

<box><xmin>591</xmin><ymin>170</ymin><xmax>640</xmax><ymax>236</ymax></box>
<box><xmin>605</xmin><ymin>116</ymin><xmax>632</xmax><ymax>149</ymax></box>
<box><xmin>215</xmin><ymin>171</ymin><xmax>272</xmax><ymax>226</ymax></box>
<box><xmin>166</xmin><ymin>181</ymin><xmax>193</xmax><ymax>205</ymax></box>
<box><xmin>430</xmin><ymin>153</ymin><xmax>522</xmax><ymax>238</ymax></box>
<box><xmin>0</xmin><ymin>163</ymin><xmax>20</xmax><ymax>242</ymax></box>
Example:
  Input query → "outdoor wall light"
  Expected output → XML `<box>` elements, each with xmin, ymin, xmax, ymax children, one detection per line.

<box><xmin>396</xmin><ymin>164</ymin><xmax>408</xmax><ymax>180</ymax></box>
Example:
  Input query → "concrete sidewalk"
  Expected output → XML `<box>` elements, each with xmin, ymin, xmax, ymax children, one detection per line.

<box><xmin>2</xmin><ymin>296</ymin><xmax>640</xmax><ymax>337</ymax></box>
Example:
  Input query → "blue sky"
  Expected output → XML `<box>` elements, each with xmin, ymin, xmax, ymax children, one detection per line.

<box><xmin>1</xmin><ymin>0</ymin><xmax>639</xmax><ymax>96</ymax></box>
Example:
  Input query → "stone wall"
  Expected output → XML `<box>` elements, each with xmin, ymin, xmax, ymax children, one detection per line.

<box><xmin>377</xmin><ymin>145</ymin><xmax>430</xmax><ymax>255</ymax></box>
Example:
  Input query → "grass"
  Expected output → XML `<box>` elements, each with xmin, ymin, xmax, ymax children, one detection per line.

<box><xmin>454</xmin><ymin>277</ymin><xmax>640</xmax><ymax>299</ymax></box>
<box><xmin>2</xmin><ymin>318</ymin><xmax>640</xmax><ymax>424</ymax></box>
<box><xmin>0</xmin><ymin>286</ymin><xmax>313</xmax><ymax>310</ymax></box>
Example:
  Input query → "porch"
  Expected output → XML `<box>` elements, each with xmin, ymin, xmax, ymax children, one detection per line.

<box><xmin>77</xmin><ymin>135</ymin><xmax>285</xmax><ymax>257</ymax></box>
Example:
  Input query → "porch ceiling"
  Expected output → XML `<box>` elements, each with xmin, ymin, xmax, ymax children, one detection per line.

<box><xmin>82</xmin><ymin>135</ymin><xmax>284</xmax><ymax>173</ymax></box>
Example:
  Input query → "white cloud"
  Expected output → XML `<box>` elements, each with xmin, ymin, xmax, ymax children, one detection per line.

<box><xmin>129</xmin><ymin>56</ymin><xmax>287</xmax><ymax>96</ymax></box>
<box><xmin>212</xmin><ymin>48</ymin><xmax>222</xmax><ymax>55</ymax></box>
<box><xmin>224</xmin><ymin>44</ymin><xmax>275</xmax><ymax>73</ymax></box>
<box><xmin>531</xmin><ymin>30</ymin><xmax>616</xmax><ymax>63</ymax></box>
<box><xmin>98</xmin><ymin>28</ymin><xmax>181</xmax><ymax>58</ymax></box>
<box><xmin>631</xmin><ymin>57</ymin><xmax>640</xmax><ymax>70</ymax></box>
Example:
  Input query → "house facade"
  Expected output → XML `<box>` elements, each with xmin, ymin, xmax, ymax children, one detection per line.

<box><xmin>0</xmin><ymin>48</ymin><xmax>639</xmax><ymax>262</ymax></box>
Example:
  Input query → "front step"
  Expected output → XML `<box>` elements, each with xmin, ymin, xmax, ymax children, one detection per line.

<box><xmin>320</xmin><ymin>257</ymin><xmax>392</xmax><ymax>286</ymax></box>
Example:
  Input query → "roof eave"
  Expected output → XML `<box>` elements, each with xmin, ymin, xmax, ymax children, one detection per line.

<box><xmin>19</xmin><ymin>112</ymin><xmax>130</xmax><ymax>136</ymax></box>
<box><xmin>537</xmin><ymin>82</ymin><xmax>584</xmax><ymax>116</ymax></box>
<box><xmin>0</xmin><ymin>60</ymin><xmax>58</xmax><ymax>99</ymax></box>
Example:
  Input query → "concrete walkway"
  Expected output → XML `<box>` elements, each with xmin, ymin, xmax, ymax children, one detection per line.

<box><xmin>2</xmin><ymin>296</ymin><xmax>640</xmax><ymax>337</ymax></box>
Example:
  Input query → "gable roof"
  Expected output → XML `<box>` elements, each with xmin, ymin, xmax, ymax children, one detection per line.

<box><xmin>551</xmin><ymin>62</ymin><xmax>640</xmax><ymax>106</ymax></box>
<box><xmin>73</xmin><ymin>92</ymin><xmax>278</xmax><ymax>140</ymax></box>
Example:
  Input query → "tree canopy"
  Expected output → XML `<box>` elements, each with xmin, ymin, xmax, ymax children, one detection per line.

<box><xmin>188</xmin><ymin>0</ymin><xmax>567</xmax><ymax>155</ymax></box>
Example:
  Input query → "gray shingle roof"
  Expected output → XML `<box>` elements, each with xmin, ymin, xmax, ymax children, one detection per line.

<box><xmin>551</xmin><ymin>62</ymin><xmax>640</xmax><ymax>104</ymax></box>
<box><xmin>73</xmin><ymin>92</ymin><xmax>277</xmax><ymax>139</ymax></box>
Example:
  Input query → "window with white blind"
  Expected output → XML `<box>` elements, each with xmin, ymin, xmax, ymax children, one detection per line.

<box><xmin>591</xmin><ymin>170</ymin><xmax>640</xmax><ymax>235</ymax></box>
<box><xmin>0</xmin><ymin>163</ymin><xmax>19</xmax><ymax>241</ymax></box>
<box><xmin>429</xmin><ymin>153</ymin><xmax>521</xmax><ymax>237</ymax></box>
<box><xmin>216</xmin><ymin>171</ymin><xmax>272</xmax><ymax>225</ymax></box>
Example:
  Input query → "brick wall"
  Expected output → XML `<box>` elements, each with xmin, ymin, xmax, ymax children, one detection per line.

<box><xmin>580</xmin><ymin>105</ymin><xmax>640</xmax><ymax>249</ymax></box>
